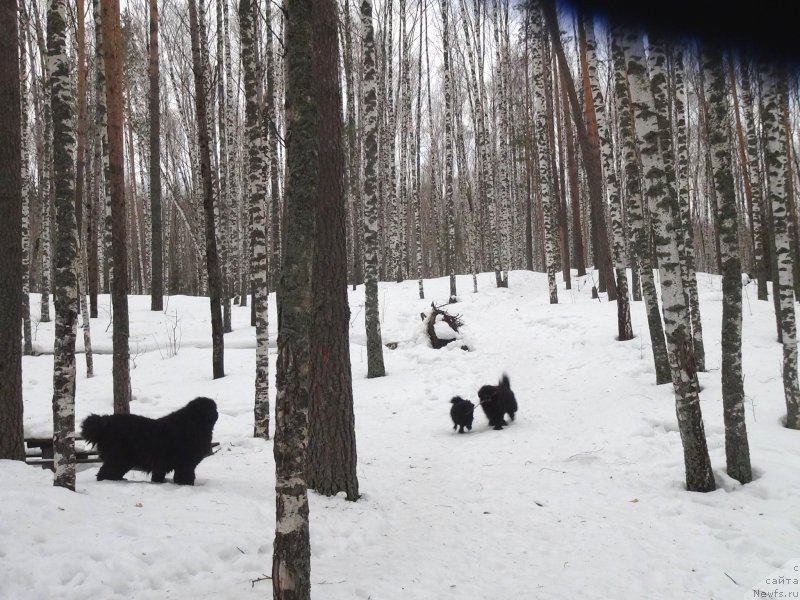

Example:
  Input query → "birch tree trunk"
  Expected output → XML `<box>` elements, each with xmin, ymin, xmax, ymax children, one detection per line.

<box><xmin>240</xmin><ymin>0</ymin><xmax>269</xmax><ymax>439</ymax></box>
<box><xmin>761</xmin><ymin>63</ymin><xmax>800</xmax><ymax>430</ymax></box>
<box><xmin>529</xmin><ymin>1</ymin><xmax>558</xmax><ymax>304</ymax></box>
<box><xmin>610</xmin><ymin>27</ymin><xmax>670</xmax><ymax>385</ymax></box>
<box><xmin>583</xmin><ymin>14</ymin><xmax>632</xmax><ymax>340</ymax></box>
<box><xmin>361</xmin><ymin>0</ymin><xmax>386</xmax><ymax>379</ymax></box>
<box><xmin>189</xmin><ymin>0</ymin><xmax>225</xmax><ymax>380</ymax></box>
<box><xmin>0</xmin><ymin>0</ymin><xmax>25</xmax><ymax>461</ymax></box>
<box><xmin>48</xmin><ymin>0</ymin><xmax>78</xmax><ymax>490</ymax></box>
<box><xmin>672</xmin><ymin>47</ymin><xmax>705</xmax><ymax>370</ymax></box>
<box><xmin>92</xmin><ymin>0</ymin><xmax>112</xmax><ymax>301</ymax></box>
<box><xmin>265</xmin><ymin>0</ymin><xmax>282</xmax><ymax>293</ymax></box>
<box><xmin>272</xmin><ymin>0</ymin><xmax>314</xmax><ymax>593</ymax></box>
<box><xmin>18</xmin><ymin>6</ymin><xmax>33</xmax><ymax>356</ymax></box>
<box><xmin>625</xmin><ymin>30</ymin><xmax>715</xmax><ymax>492</ymax></box>
<box><xmin>574</xmin><ymin>9</ymin><xmax>615</xmax><ymax>300</ymax></box>
<box><xmin>702</xmin><ymin>46</ymin><xmax>752</xmax><ymax>482</ymax></box>
<box><xmin>441</xmin><ymin>0</ymin><xmax>456</xmax><ymax>301</ymax></box>
<box><xmin>740</xmin><ymin>61</ymin><xmax>769</xmax><ymax>302</ymax></box>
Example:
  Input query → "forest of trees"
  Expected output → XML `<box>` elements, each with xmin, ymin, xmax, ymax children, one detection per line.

<box><xmin>2</xmin><ymin>0</ymin><xmax>800</xmax><ymax>596</ymax></box>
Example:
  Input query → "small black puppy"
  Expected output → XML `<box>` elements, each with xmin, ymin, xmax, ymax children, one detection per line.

<box><xmin>478</xmin><ymin>374</ymin><xmax>518</xmax><ymax>430</ymax></box>
<box><xmin>450</xmin><ymin>396</ymin><xmax>475</xmax><ymax>433</ymax></box>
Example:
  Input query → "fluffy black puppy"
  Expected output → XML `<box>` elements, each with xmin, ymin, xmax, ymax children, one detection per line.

<box><xmin>450</xmin><ymin>396</ymin><xmax>475</xmax><ymax>433</ymax></box>
<box><xmin>81</xmin><ymin>397</ymin><xmax>218</xmax><ymax>485</ymax></box>
<box><xmin>477</xmin><ymin>374</ymin><xmax>518</xmax><ymax>430</ymax></box>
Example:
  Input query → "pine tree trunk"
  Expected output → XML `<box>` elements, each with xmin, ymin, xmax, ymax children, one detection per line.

<box><xmin>307</xmin><ymin>0</ymin><xmax>359</xmax><ymax>500</ymax></box>
<box><xmin>272</xmin><ymin>0</ymin><xmax>314</xmax><ymax>593</ymax></box>
<box><xmin>48</xmin><ymin>0</ymin><xmax>78</xmax><ymax>490</ymax></box>
<box><xmin>0</xmin><ymin>0</ymin><xmax>25</xmax><ymax>461</ymax></box>
<box><xmin>149</xmin><ymin>0</ymin><xmax>163</xmax><ymax>311</ymax></box>
<box><xmin>702</xmin><ymin>46</ymin><xmax>752</xmax><ymax>482</ymax></box>
<box><xmin>625</xmin><ymin>30</ymin><xmax>715</xmax><ymax>492</ymax></box>
<box><xmin>189</xmin><ymin>0</ymin><xmax>225</xmax><ymax>380</ymax></box>
<box><xmin>761</xmin><ymin>63</ymin><xmax>800</xmax><ymax>429</ymax></box>
<box><xmin>240</xmin><ymin>0</ymin><xmax>269</xmax><ymax>439</ymax></box>
<box><xmin>102</xmin><ymin>0</ymin><xmax>131</xmax><ymax>413</ymax></box>
<box><xmin>610</xmin><ymin>27</ymin><xmax>670</xmax><ymax>384</ymax></box>
<box><xmin>361</xmin><ymin>0</ymin><xmax>386</xmax><ymax>379</ymax></box>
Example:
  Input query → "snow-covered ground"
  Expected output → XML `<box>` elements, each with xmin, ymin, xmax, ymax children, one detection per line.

<box><xmin>2</xmin><ymin>270</ymin><xmax>799</xmax><ymax>599</ymax></box>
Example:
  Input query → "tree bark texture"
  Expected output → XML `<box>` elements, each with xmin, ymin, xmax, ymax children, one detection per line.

<box><xmin>240</xmin><ymin>0</ymin><xmax>269</xmax><ymax>438</ymax></box>
<box><xmin>610</xmin><ymin>27</ymin><xmax>671</xmax><ymax>385</ymax></box>
<box><xmin>361</xmin><ymin>0</ymin><xmax>386</xmax><ymax>379</ymax></box>
<box><xmin>101</xmin><ymin>0</ymin><xmax>131</xmax><ymax>413</ymax></box>
<box><xmin>0</xmin><ymin>0</ymin><xmax>25</xmax><ymax>461</ymax></box>
<box><xmin>149</xmin><ymin>0</ymin><xmax>163</xmax><ymax>311</ymax></box>
<box><xmin>48</xmin><ymin>0</ymin><xmax>78</xmax><ymax>490</ymax></box>
<box><xmin>702</xmin><ymin>46</ymin><xmax>752</xmax><ymax>482</ymax></box>
<box><xmin>189</xmin><ymin>0</ymin><xmax>225</xmax><ymax>380</ymax></box>
<box><xmin>625</xmin><ymin>30</ymin><xmax>715</xmax><ymax>492</ymax></box>
<box><xmin>307</xmin><ymin>0</ymin><xmax>359</xmax><ymax>500</ymax></box>
<box><xmin>273</xmin><ymin>0</ymin><xmax>314</xmax><ymax>594</ymax></box>
<box><xmin>761</xmin><ymin>63</ymin><xmax>800</xmax><ymax>429</ymax></box>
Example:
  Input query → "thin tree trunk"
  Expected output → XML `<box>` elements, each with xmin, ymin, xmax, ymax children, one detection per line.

<box><xmin>702</xmin><ymin>46</ymin><xmax>751</xmax><ymax>482</ymax></box>
<box><xmin>18</xmin><ymin>6</ymin><xmax>33</xmax><ymax>355</ymax></box>
<box><xmin>149</xmin><ymin>0</ymin><xmax>163</xmax><ymax>311</ymax></box>
<box><xmin>48</xmin><ymin>0</ymin><xmax>78</xmax><ymax>490</ymax></box>
<box><xmin>101</xmin><ymin>0</ymin><xmax>131</xmax><ymax>413</ymax></box>
<box><xmin>441</xmin><ymin>0</ymin><xmax>456</xmax><ymax>300</ymax></box>
<box><xmin>583</xmin><ymin>13</ymin><xmax>632</xmax><ymax>340</ymax></box>
<box><xmin>362</xmin><ymin>0</ymin><xmax>386</xmax><ymax>378</ymax></box>
<box><xmin>610</xmin><ymin>27</ymin><xmax>670</xmax><ymax>385</ymax></box>
<box><xmin>672</xmin><ymin>46</ymin><xmax>706</xmax><ymax>371</ymax></box>
<box><xmin>573</xmin><ymin>10</ymin><xmax>616</xmax><ymax>300</ymax></box>
<box><xmin>240</xmin><ymin>0</ymin><xmax>269</xmax><ymax>439</ymax></box>
<box><xmin>189</xmin><ymin>0</ymin><xmax>225</xmax><ymax>380</ymax></box>
<box><xmin>530</xmin><ymin>2</ymin><xmax>558</xmax><ymax>304</ymax></box>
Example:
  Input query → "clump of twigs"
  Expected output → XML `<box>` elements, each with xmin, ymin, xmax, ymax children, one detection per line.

<box><xmin>421</xmin><ymin>302</ymin><xmax>467</xmax><ymax>350</ymax></box>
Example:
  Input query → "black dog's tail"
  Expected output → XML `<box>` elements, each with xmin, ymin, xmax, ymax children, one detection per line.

<box><xmin>501</xmin><ymin>374</ymin><xmax>511</xmax><ymax>389</ymax></box>
<box><xmin>81</xmin><ymin>414</ymin><xmax>108</xmax><ymax>446</ymax></box>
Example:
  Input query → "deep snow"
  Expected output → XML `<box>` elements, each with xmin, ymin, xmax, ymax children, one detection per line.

<box><xmin>1</xmin><ymin>270</ymin><xmax>799</xmax><ymax>600</ymax></box>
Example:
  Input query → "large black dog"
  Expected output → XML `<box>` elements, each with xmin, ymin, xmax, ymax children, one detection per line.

<box><xmin>478</xmin><ymin>374</ymin><xmax>518</xmax><ymax>430</ymax></box>
<box><xmin>81</xmin><ymin>397</ymin><xmax>218</xmax><ymax>485</ymax></box>
<box><xmin>450</xmin><ymin>396</ymin><xmax>475</xmax><ymax>433</ymax></box>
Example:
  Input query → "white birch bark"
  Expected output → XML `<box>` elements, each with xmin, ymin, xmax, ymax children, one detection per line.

<box><xmin>702</xmin><ymin>45</ymin><xmax>752</xmax><ymax>481</ymax></box>
<box><xmin>48</xmin><ymin>0</ymin><xmax>77</xmax><ymax>491</ymax></box>
<box><xmin>584</xmin><ymin>15</ymin><xmax>632</xmax><ymax>340</ymax></box>
<box><xmin>529</xmin><ymin>1</ymin><xmax>557</xmax><ymax>304</ymax></box>
<box><xmin>625</xmin><ymin>30</ymin><xmax>715</xmax><ymax>492</ymax></box>
<box><xmin>240</xmin><ymin>0</ymin><xmax>269</xmax><ymax>439</ymax></box>
<box><xmin>362</xmin><ymin>0</ymin><xmax>386</xmax><ymax>378</ymax></box>
<box><xmin>761</xmin><ymin>63</ymin><xmax>800</xmax><ymax>429</ymax></box>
